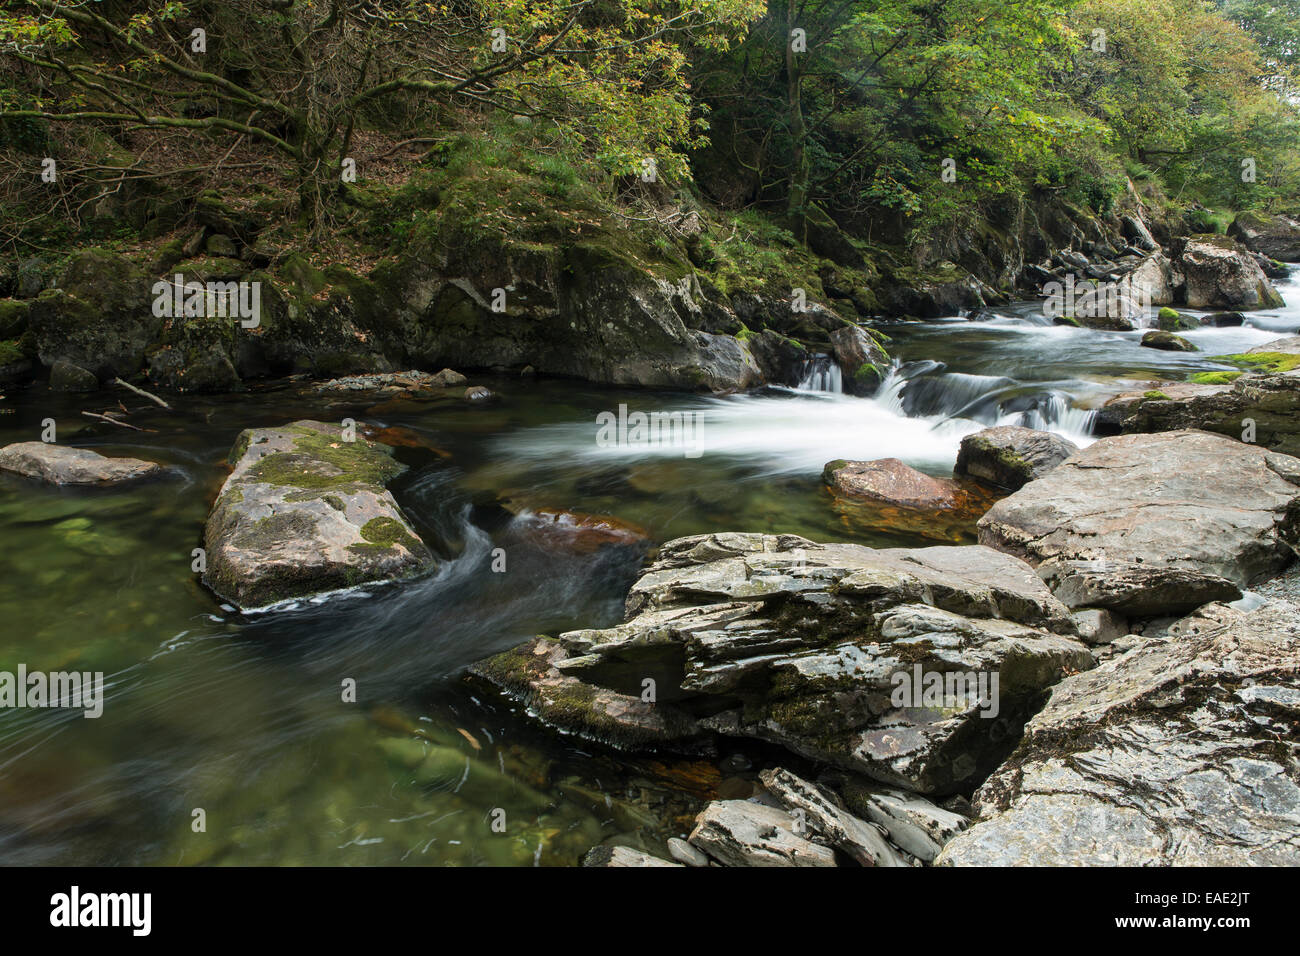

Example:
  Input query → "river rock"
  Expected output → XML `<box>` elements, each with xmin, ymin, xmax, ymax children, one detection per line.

<box><xmin>478</xmin><ymin>533</ymin><xmax>1092</xmax><ymax>794</ymax></box>
<box><xmin>824</xmin><ymin>457</ymin><xmax>961</xmax><ymax>509</ymax></box>
<box><xmin>0</xmin><ymin>442</ymin><xmax>165</xmax><ymax>486</ymax></box>
<box><xmin>469</xmin><ymin>636</ymin><xmax>705</xmax><ymax>749</ymax></box>
<box><xmin>582</xmin><ymin>845</ymin><xmax>681</xmax><ymax>867</ymax></box>
<box><xmin>666</xmin><ymin>836</ymin><xmax>710</xmax><ymax>866</ymax></box>
<box><xmin>688</xmin><ymin>799</ymin><xmax>838</xmax><ymax>867</ymax></box>
<box><xmin>1178</xmin><ymin>234</ymin><xmax>1285</xmax><ymax>310</ymax></box>
<box><xmin>836</xmin><ymin>778</ymin><xmax>969</xmax><ymax>861</ymax></box>
<box><xmin>978</xmin><ymin>431</ymin><xmax>1300</xmax><ymax>613</ymax></box>
<box><xmin>829</xmin><ymin>324</ymin><xmax>889</xmax><ymax>396</ymax></box>
<box><xmin>1097</xmin><ymin>361</ymin><xmax>1300</xmax><ymax>458</ymax></box>
<box><xmin>203</xmin><ymin>420</ymin><xmax>434</xmax><ymax>609</ymax></box>
<box><xmin>26</xmin><ymin>249</ymin><xmax>163</xmax><ymax>380</ymax></box>
<box><xmin>314</xmin><ymin>369</ymin><xmax>464</xmax><ymax>394</ymax></box>
<box><xmin>48</xmin><ymin>360</ymin><xmax>99</xmax><ymax>392</ymax></box>
<box><xmin>758</xmin><ymin>768</ymin><xmax>906</xmax><ymax>866</ymax></box>
<box><xmin>953</xmin><ymin>426</ymin><xmax>1078</xmax><ymax>491</ymax></box>
<box><xmin>1128</xmin><ymin>253</ymin><xmax>1173</xmax><ymax>304</ymax></box>
<box><xmin>937</xmin><ymin>600</ymin><xmax>1300</xmax><ymax>865</ymax></box>
<box><xmin>1140</xmin><ymin>330</ymin><xmax>1196</xmax><ymax>351</ymax></box>
<box><xmin>1228</xmin><ymin>210</ymin><xmax>1300</xmax><ymax>261</ymax></box>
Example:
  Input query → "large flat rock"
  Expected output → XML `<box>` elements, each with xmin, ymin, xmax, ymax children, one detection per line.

<box><xmin>978</xmin><ymin>431</ymin><xmax>1300</xmax><ymax>612</ymax></box>
<box><xmin>937</xmin><ymin>600</ymin><xmax>1300</xmax><ymax>866</ymax></box>
<box><xmin>203</xmin><ymin>420</ymin><xmax>434</xmax><ymax>610</ymax></box>
<box><xmin>475</xmin><ymin>532</ymin><xmax>1093</xmax><ymax>795</ymax></box>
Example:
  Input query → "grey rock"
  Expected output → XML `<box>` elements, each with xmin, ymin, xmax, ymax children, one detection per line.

<box><xmin>0</xmin><ymin>442</ymin><xmax>164</xmax><ymax>487</ymax></box>
<box><xmin>1040</xmin><ymin>558</ymin><xmax>1241</xmax><ymax>617</ymax></box>
<box><xmin>688</xmin><ymin>800</ymin><xmax>838</xmax><ymax>867</ymax></box>
<box><xmin>48</xmin><ymin>360</ymin><xmax>99</xmax><ymax>392</ymax></box>
<box><xmin>954</xmin><ymin>426</ymin><xmax>1078</xmax><ymax>491</ymax></box>
<box><xmin>1068</xmin><ymin>608</ymin><xmax>1128</xmax><ymax>645</ymax></box>
<box><xmin>582</xmin><ymin>845</ymin><xmax>681</xmax><ymax>867</ymax></box>
<box><xmin>1228</xmin><ymin>210</ymin><xmax>1300</xmax><ymax>262</ymax></box>
<box><xmin>839</xmin><ymin>781</ymin><xmax>969</xmax><ymax>862</ymax></box>
<box><xmin>759</xmin><ymin>768</ymin><xmax>906</xmax><ymax>866</ymax></box>
<box><xmin>979</xmin><ymin>431</ymin><xmax>1300</xmax><ymax>609</ymax></box>
<box><xmin>667</xmin><ymin>837</ymin><xmax>710</xmax><ymax>867</ymax></box>
<box><xmin>203</xmin><ymin>420</ymin><xmax>434</xmax><ymax>609</ymax></box>
<box><xmin>1140</xmin><ymin>330</ymin><xmax>1196</xmax><ymax>352</ymax></box>
<box><xmin>1179</xmin><ymin>235</ymin><xmax>1284</xmax><ymax>310</ymax></box>
<box><xmin>937</xmin><ymin>600</ymin><xmax>1300</xmax><ymax>865</ymax></box>
<box><xmin>481</xmin><ymin>533</ymin><xmax>1092</xmax><ymax>795</ymax></box>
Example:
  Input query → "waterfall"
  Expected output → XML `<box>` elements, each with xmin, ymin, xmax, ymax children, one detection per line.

<box><xmin>794</xmin><ymin>354</ymin><xmax>843</xmax><ymax>393</ymax></box>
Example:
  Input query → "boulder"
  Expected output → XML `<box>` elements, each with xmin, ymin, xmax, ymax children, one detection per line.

<box><xmin>26</xmin><ymin>249</ymin><xmax>163</xmax><ymax>380</ymax></box>
<box><xmin>937</xmin><ymin>600</ymin><xmax>1300</xmax><ymax>866</ymax></box>
<box><xmin>48</xmin><ymin>360</ymin><xmax>99</xmax><ymax>392</ymax></box>
<box><xmin>203</xmin><ymin>420</ymin><xmax>434</xmax><ymax>609</ymax></box>
<box><xmin>1228</xmin><ymin>210</ymin><xmax>1300</xmax><ymax>262</ymax></box>
<box><xmin>1202</xmin><ymin>310</ymin><xmax>1245</xmax><ymax>327</ymax></box>
<box><xmin>823</xmin><ymin>458</ymin><xmax>962</xmax><ymax>510</ymax></box>
<box><xmin>1127</xmin><ymin>253</ymin><xmax>1173</xmax><ymax>305</ymax></box>
<box><xmin>688</xmin><ymin>800</ymin><xmax>838</xmax><ymax>867</ymax></box>
<box><xmin>953</xmin><ymin>426</ymin><xmax>1078</xmax><ymax>492</ymax></box>
<box><xmin>477</xmin><ymin>533</ymin><xmax>1092</xmax><ymax>795</ymax></box>
<box><xmin>978</xmin><ymin>431</ymin><xmax>1300</xmax><ymax>613</ymax></box>
<box><xmin>829</xmin><ymin>324</ymin><xmax>890</xmax><ymax>396</ymax></box>
<box><xmin>0</xmin><ymin>442</ymin><xmax>165</xmax><ymax>487</ymax></box>
<box><xmin>1155</xmin><ymin>307</ymin><xmax>1196</xmax><ymax>331</ymax></box>
<box><xmin>1140</xmin><ymin>330</ymin><xmax>1196</xmax><ymax>352</ymax></box>
<box><xmin>1097</xmin><ymin>363</ymin><xmax>1300</xmax><ymax>458</ymax></box>
<box><xmin>1178</xmin><ymin>234</ymin><xmax>1284</xmax><ymax>310</ymax></box>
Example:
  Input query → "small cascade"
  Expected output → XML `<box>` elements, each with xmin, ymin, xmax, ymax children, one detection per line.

<box><xmin>1015</xmin><ymin>391</ymin><xmax>1098</xmax><ymax>436</ymax></box>
<box><xmin>794</xmin><ymin>354</ymin><xmax>844</xmax><ymax>393</ymax></box>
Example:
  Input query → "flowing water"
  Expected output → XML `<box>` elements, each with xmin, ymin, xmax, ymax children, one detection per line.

<box><xmin>2</xmin><ymin>282</ymin><xmax>1298</xmax><ymax>865</ymax></box>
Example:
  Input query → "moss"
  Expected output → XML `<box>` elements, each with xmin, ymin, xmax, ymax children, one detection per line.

<box><xmin>1158</xmin><ymin>307</ymin><xmax>1180</xmax><ymax>321</ymax></box>
<box><xmin>1213</xmin><ymin>351</ymin><xmax>1300</xmax><ymax>374</ymax></box>
<box><xmin>0</xmin><ymin>339</ymin><xmax>25</xmax><ymax>365</ymax></box>
<box><xmin>1189</xmin><ymin>371</ymin><xmax>1244</xmax><ymax>385</ymax></box>
<box><xmin>0</xmin><ymin>300</ymin><xmax>29</xmax><ymax>338</ymax></box>
<box><xmin>353</xmin><ymin>515</ymin><xmax>421</xmax><ymax>553</ymax></box>
<box><xmin>245</xmin><ymin>425</ymin><xmax>403</xmax><ymax>491</ymax></box>
<box><xmin>1143</xmin><ymin>390</ymin><xmax>1171</xmax><ymax>401</ymax></box>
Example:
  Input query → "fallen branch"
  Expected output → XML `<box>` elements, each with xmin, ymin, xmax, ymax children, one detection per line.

<box><xmin>113</xmin><ymin>377</ymin><xmax>171</xmax><ymax>409</ymax></box>
<box><xmin>81</xmin><ymin>410</ymin><xmax>148</xmax><ymax>432</ymax></box>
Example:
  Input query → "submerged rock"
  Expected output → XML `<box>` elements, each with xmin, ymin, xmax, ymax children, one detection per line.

<box><xmin>823</xmin><ymin>457</ymin><xmax>962</xmax><ymax>510</ymax></box>
<box><xmin>937</xmin><ymin>600</ymin><xmax>1300</xmax><ymax>866</ymax></box>
<box><xmin>203</xmin><ymin>420</ymin><xmax>434</xmax><ymax>609</ymax></box>
<box><xmin>314</xmin><ymin>369</ymin><xmax>465</xmax><ymax>394</ymax></box>
<box><xmin>978</xmin><ymin>431</ymin><xmax>1300</xmax><ymax>613</ymax></box>
<box><xmin>953</xmin><ymin>426</ymin><xmax>1077</xmax><ymax>492</ymax></box>
<box><xmin>688</xmin><ymin>799</ymin><xmax>837</xmax><ymax>867</ymax></box>
<box><xmin>0</xmin><ymin>442</ymin><xmax>165</xmax><ymax>487</ymax></box>
<box><xmin>477</xmin><ymin>533</ymin><xmax>1092</xmax><ymax>795</ymax></box>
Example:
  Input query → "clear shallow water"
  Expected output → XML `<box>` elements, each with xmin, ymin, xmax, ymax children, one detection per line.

<box><xmin>1</xmin><ymin>285</ymin><xmax>1296</xmax><ymax>865</ymax></box>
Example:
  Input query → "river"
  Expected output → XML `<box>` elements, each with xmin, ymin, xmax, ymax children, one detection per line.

<box><xmin>2</xmin><ymin>282</ymin><xmax>1297</xmax><ymax>864</ymax></box>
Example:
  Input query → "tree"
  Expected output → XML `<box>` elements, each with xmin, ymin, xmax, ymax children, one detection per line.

<box><xmin>0</xmin><ymin>0</ymin><xmax>762</xmax><ymax>229</ymax></box>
